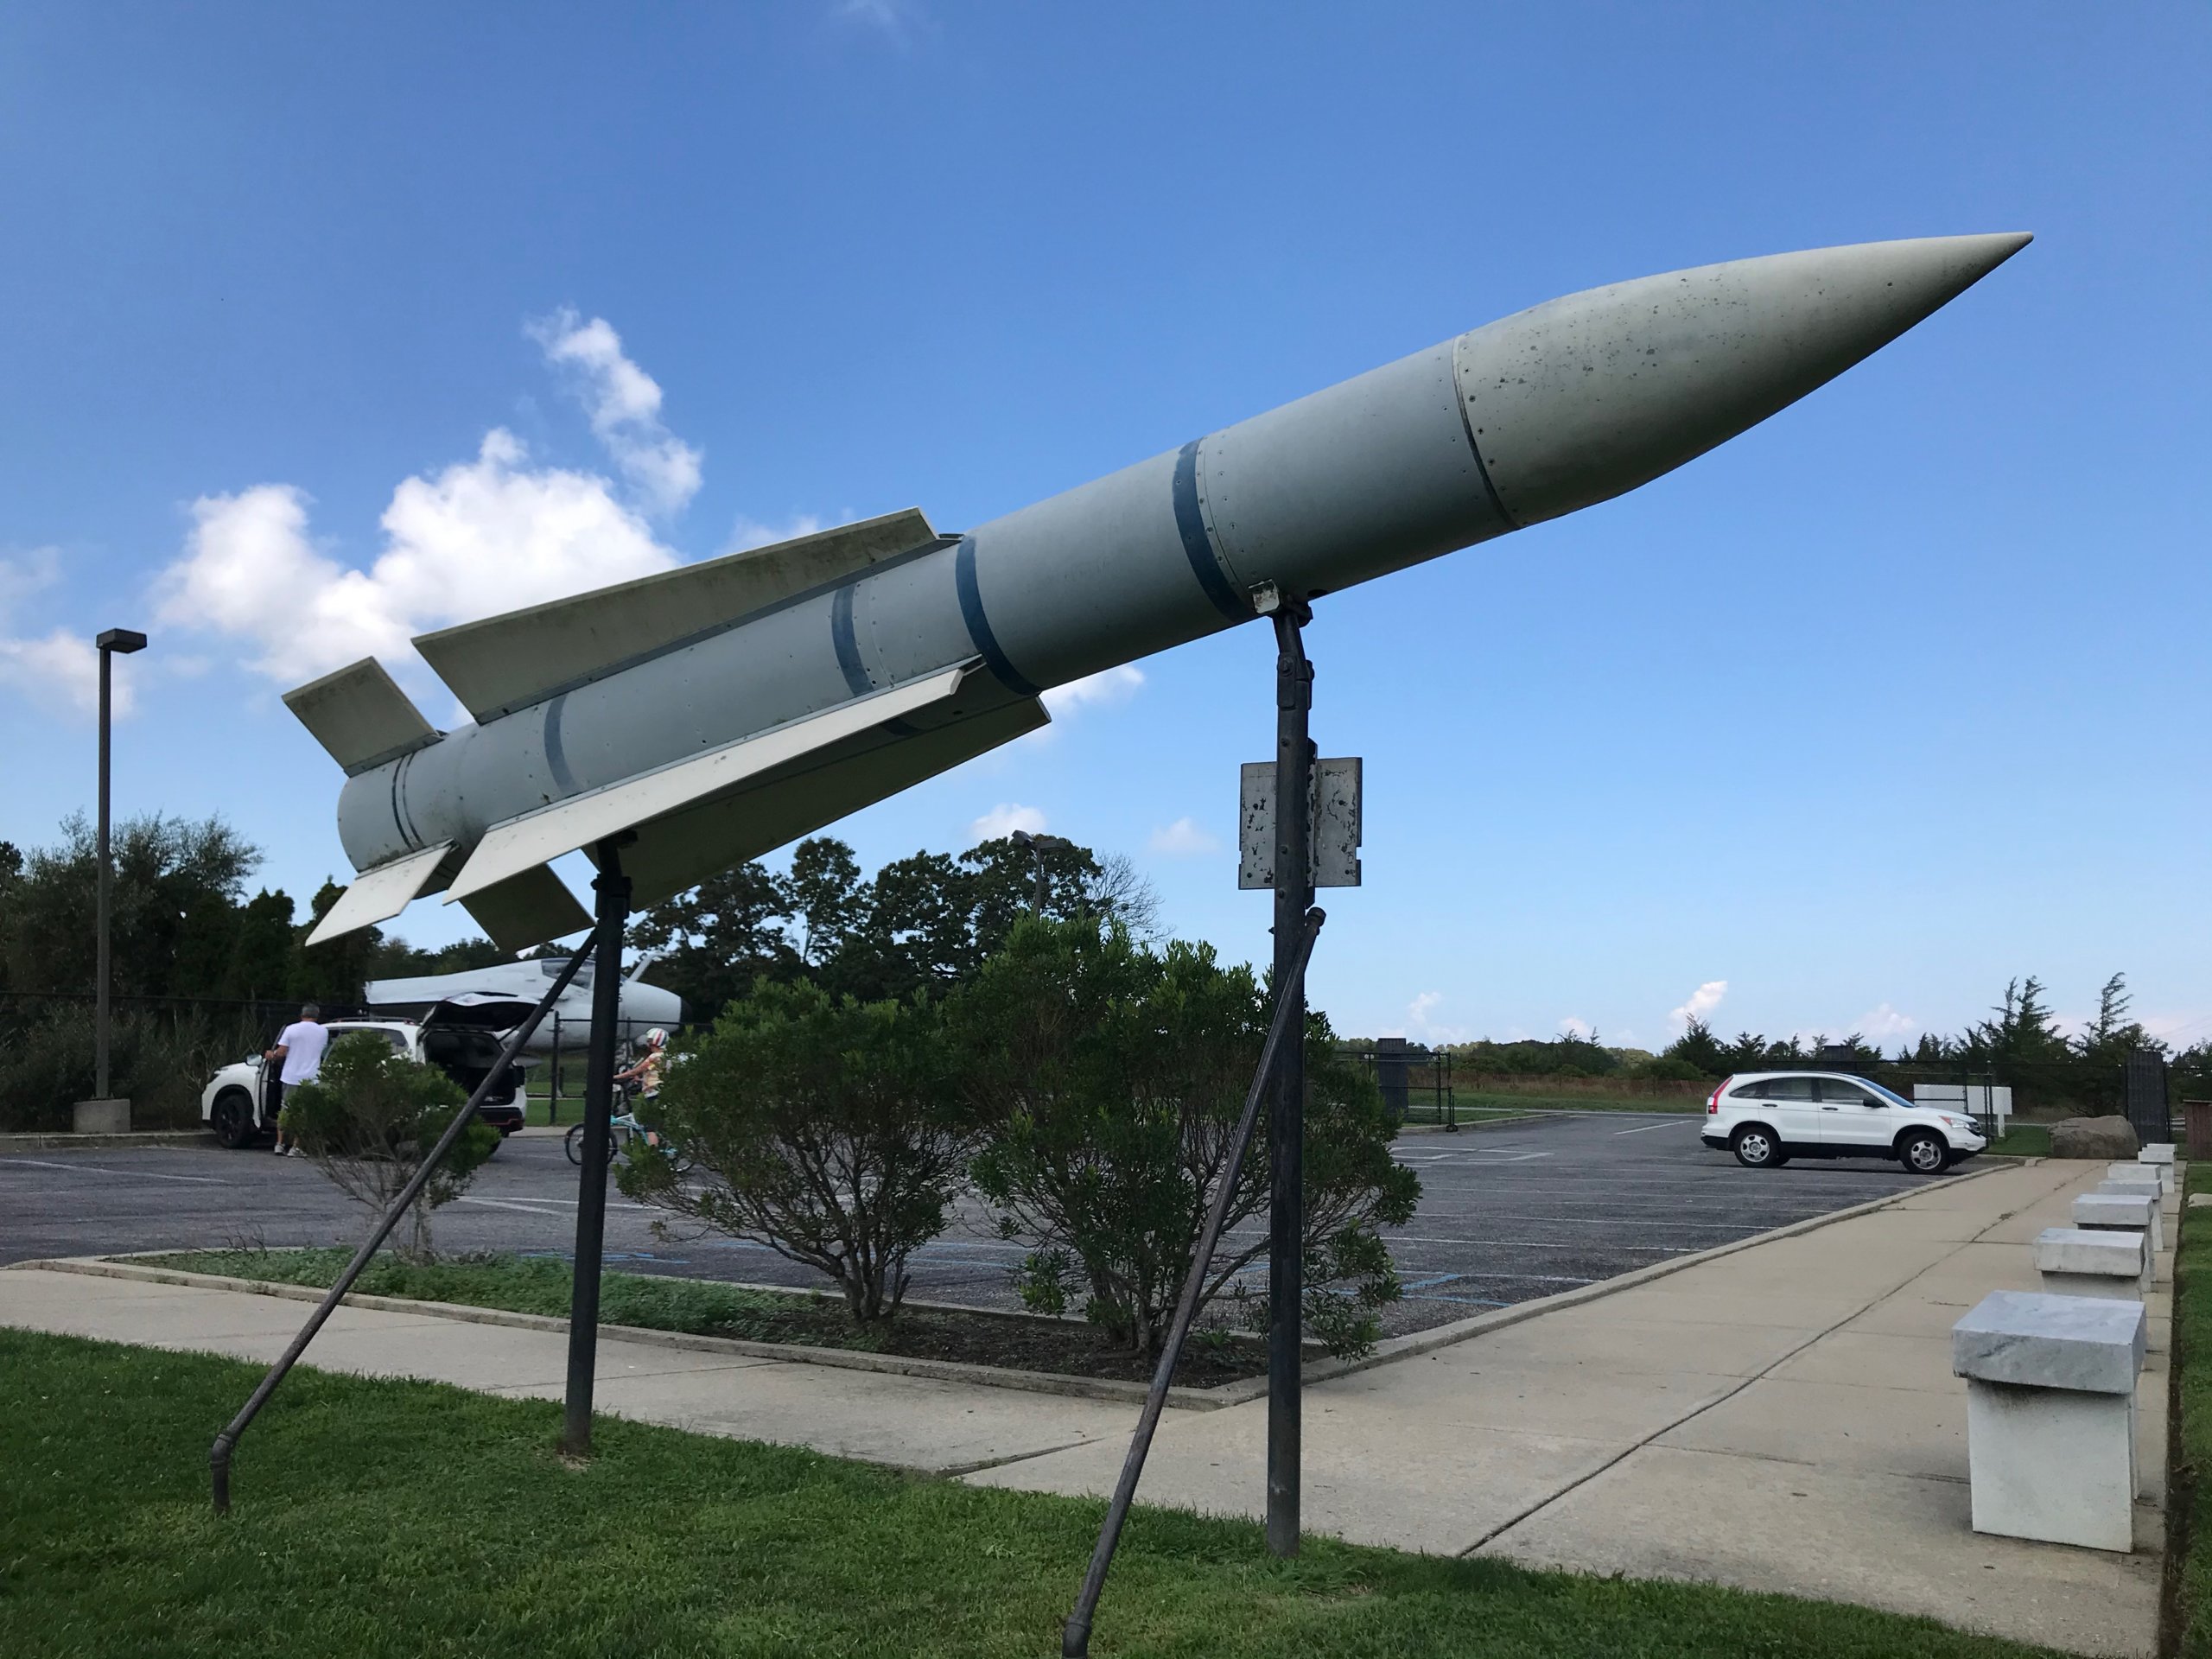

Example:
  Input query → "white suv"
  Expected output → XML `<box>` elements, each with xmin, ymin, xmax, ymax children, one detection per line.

<box><xmin>1700</xmin><ymin>1071</ymin><xmax>1986</xmax><ymax>1173</ymax></box>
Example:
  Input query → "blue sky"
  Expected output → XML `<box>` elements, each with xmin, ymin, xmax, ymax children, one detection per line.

<box><xmin>3</xmin><ymin>3</ymin><xmax>2206</xmax><ymax>1052</ymax></box>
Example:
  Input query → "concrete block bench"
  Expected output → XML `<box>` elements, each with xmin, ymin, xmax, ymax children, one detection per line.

<box><xmin>2032</xmin><ymin>1226</ymin><xmax>2149</xmax><ymax>1297</ymax></box>
<box><xmin>2075</xmin><ymin>1190</ymin><xmax>2163</xmax><ymax>1258</ymax></box>
<box><xmin>2138</xmin><ymin>1145</ymin><xmax>2177</xmax><ymax>1194</ymax></box>
<box><xmin>1953</xmin><ymin>1290</ymin><xmax>2146</xmax><ymax>1552</ymax></box>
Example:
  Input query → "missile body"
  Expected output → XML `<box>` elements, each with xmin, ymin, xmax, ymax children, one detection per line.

<box><xmin>305</xmin><ymin>234</ymin><xmax>2027</xmax><ymax>949</ymax></box>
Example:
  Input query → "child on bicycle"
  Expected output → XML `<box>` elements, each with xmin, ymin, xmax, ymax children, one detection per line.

<box><xmin>615</xmin><ymin>1027</ymin><xmax>671</xmax><ymax>1148</ymax></box>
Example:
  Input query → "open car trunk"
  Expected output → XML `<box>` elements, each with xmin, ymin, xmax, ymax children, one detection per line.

<box><xmin>417</xmin><ymin>992</ymin><xmax>534</xmax><ymax>1107</ymax></box>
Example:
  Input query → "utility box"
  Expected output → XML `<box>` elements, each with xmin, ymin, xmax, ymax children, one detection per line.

<box><xmin>1239</xmin><ymin>758</ymin><xmax>1363</xmax><ymax>890</ymax></box>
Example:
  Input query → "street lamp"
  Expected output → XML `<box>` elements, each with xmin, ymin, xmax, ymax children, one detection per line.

<box><xmin>87</xmin><ymin>627</ymin><xmax>147</xmax><ymax>1124</ymax></box>
<box><xmin>1007</xmin><ymin>829</ymin><xmax>1074</xmax><ymax>912</ymax></box>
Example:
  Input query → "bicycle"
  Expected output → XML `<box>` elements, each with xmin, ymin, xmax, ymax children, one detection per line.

<box><xmin>563</xmin><ymin>1084</ymin><xmax>664</xmax><ymax>1167</ymax></box>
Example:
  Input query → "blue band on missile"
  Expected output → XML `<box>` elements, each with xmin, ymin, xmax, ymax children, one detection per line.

<box><xmin>830</xmin><ymin>582</ymin><xmax>922</xmax><ymax>735</ymax></box>
<box><xmin>830</xmin><ymin>585</ymin><xmax>871</xmax><ymax>699</ymax></box>
<box><xmin>542</xmin><ymin>695</ymin><xmax>581</xmax><ymax>797</ymax></box>
<box><xmin>955</xmin><ymin>535</ymin><xmax>1042</xmax><ymax>697</ymax></box>
<box><xmin>1173</xmin><ymin>439</ymin><xmax>1255</xmax><ymax>623</ymax></box>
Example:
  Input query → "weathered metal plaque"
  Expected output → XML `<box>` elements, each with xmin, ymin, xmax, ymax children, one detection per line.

<box><xmin>1238</xmin><ymin>757</ymin><xmax>1363</xmax><ymax>889</ymax></box>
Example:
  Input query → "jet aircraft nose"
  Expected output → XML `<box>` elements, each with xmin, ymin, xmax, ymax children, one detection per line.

<box><xmin>1457</xmin><ymin>232</ymin><xmax>2033</xmax><ymax>528</ymax></box>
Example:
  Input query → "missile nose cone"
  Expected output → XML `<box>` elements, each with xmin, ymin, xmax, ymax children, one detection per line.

<box><xmin>1459</xmin><ymin>232</ymin><xmax>2033</xmax><ymax>528</ymax></box>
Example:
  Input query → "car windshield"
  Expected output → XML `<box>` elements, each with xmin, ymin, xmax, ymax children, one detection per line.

<box><xmin>1862</xmin><ymin>1079</ymin><xmax>1916</xmax><ymax>1109</ymax></box>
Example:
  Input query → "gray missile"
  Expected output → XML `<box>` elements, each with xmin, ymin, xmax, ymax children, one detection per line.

<box><xmin>289</xmin><ymin>233</ymin><xmax>2029</xmax><ymax>952</ymax></box>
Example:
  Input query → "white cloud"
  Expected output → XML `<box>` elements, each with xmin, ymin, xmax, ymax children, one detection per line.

<box><xmin>156</xmin><ymin>432</ymin><xmax>680</xmax><ymax>690</ymax></box>
<box><xmin>837</xmin><ymin>0</ymin><xmax>924</xmax><ymax>38</ymax></box>
<box><xmin>527</xmin><ymin>310</ymin><xmax>702</xmax><ymax>518</ymax></box>
<box><xmin>0</xmin><ymin>549</ymin><xmax>125</xmax><ymax>718</ymax></box>
<box><xmin>1147</xmin><ymin>817</ymin><xmax>1219</xmax><ymax>856</ymax></box>
<box><xmin>1042</xmin><ymin>664</ymin><xmax>1144</xmax><ymax>715</ymax></box>
<box><xmin>1404</xmin><ymin>990</ymin><xmax>1468</xmax><ymax>1046</ymax></box>
<box><xmin>969</xmin><ymin>802</ymin><xmax>1046</xmax><ymax>842</ymax></box>
<box><xmin>1559</xmin><ymin>1015</ymin><xmax>1594</xmax><ymax>1039</ymax></box>
<box><xmin>726</xmin><ymin>512</ymin><xmax>828</xmax><ymax>554</ymax></box>
<box><xmin>1669</xmin><ymin>979</ymin><xmax>1727</xmax><ymax>1026</ymax></box>
<box><xmin>1854</xmin><ymin>1002</ymin><xmax>1918</xmax><ymax>1042</ymax></box>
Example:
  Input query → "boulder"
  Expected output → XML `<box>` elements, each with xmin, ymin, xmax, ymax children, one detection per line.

<box><xmin>2049</xmin><ymin>1116</ymin><xmax>2140</xmax><ymax>1160</ymax></box>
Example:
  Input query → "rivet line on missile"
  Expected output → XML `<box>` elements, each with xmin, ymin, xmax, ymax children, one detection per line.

<box><xmin>955</xmin><ymin>532</ymin><xmax>1043</xmax><ymax>697</ymax></box>
<box><xmin>1173</xmin><ymin>439</ymin><xmax>1258</xmax><ymax>623</ymax></box>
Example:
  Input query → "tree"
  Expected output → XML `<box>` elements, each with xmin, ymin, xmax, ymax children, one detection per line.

<box><xmin>225</xmin><ymin>889</ymin><xmax>299</xmax><ymax>1000</ymax></box>
<box><xmin>1661</xmin><ymin>1019</ymin><xmax>1730</xmax><ymax>1077</ymax></box>
<box><xmin>282</xmin><ymin>1033</ymin><xmax>499</xmax><ymax>1261</ymax></box>
<box><xmin>785</xmin><ymin>836</ymin><xmax>864</xmax><ymax>969</ymax></box>
<box><xmin>2075</xmin><ymin>973</ymin><xmax>2158</xmax><ymax>1068</ymax></box>
<box><xmin>617</xmin><ymin>980</ymin><xmax>975</xmax><ymax>1322</ymax></box>
<box><xmin>953</xmin><ymin>918</ymin><xmax>1417</xmax><ymax>1362</ymax></box>
<box><xmin>295</xmin><ymin>880</ymin><xmax>384</xmax><ymax>1007</ymax></box>
<box><xmin>1966</xmin><ymin>976</ymin><xmax>2071</xmax><ymax>1067</ymax></box>
<box><xmin>0</xmin><ymin>812</ymin><xmax>260</xmax><ymax>996</ymax></box>
<box><xmin>628</xmin><ymin>861</ymin><xmax>798</xmax><ymax>1015</ymax></box>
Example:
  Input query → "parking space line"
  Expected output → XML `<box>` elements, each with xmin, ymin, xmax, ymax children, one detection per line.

<box><xmin>0</xmin><ymin>1158</ymin><xmax>227</xmax><ymax>1185</ymax></box>
<box><xmin>1612</xmin><ymin>1118</ymin><xmax>1697</xmax><ymax>1135</ymax></box>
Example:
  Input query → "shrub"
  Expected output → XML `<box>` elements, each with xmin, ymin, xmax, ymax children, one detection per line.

<box><xmin>0</xmin><ymin>1001</ymin><xmax>259</xmax><ymax>1132</ymax></box>
<box><xmin>282</xmin><ymin>1033</ymin><xmax>498</xmax><ymax>1260</ymax></box>
<box><xmin>952</xmin><ymin>919</ymin><xmax>1419</xmax><ymax>1363</ymax></box>
<box><xmin>617</xmin><ymin>980</ymin><xmax>975</xmax><ymax>1323</ymax></box>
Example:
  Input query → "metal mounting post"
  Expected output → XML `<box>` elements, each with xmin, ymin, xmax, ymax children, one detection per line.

<box><xmin>1062</xmin><ymin>906</ymin><xmax>1326</xmax><ymax>1658</ymax></box>
<box><xmin>209</xmin><ymin>942</ymin><xmax>593</xmax><ymax>1513</ymax></box>
<box><xmin>1268</xmin><ymin>600</ymin><xmax>1313</xmax><ymax>1559</ymax></box>
<box><xmin>563</xmin><ymin>834</ymin><xmax>633</xmax><ymax>1458</ymax></box>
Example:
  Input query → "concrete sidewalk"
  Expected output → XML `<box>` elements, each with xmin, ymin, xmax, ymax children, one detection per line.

<box><xmin>0</xmin><ymin>1157</ymin><xmax>2175</xmax><ymax>1656</ymax></box>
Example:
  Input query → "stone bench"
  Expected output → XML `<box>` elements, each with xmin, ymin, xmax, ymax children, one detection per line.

<box><xmin>2138</xmin><ymin>1145</ymin><xmax>2177</xmax><ymax>1194</ymax></box>
<box><xmin>1953</xmin><ymin>1290</ymin><xmax>2146</xmax><ymax>1552</ymax></box>
<box><xmin>2075</xmin><ymin>1190</ymin><xmax>2163</xmax><ymax>1258</ymax></box>
<box><xmin>2032</xmin><ymin>1226</ymin><xmax>2149</xmax><ymax>1297</ymax></box>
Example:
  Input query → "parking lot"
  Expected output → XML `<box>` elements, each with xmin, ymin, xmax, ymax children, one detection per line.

<box><xmin>0</xmin><ymin>1110</ymin><xmax>1927</xmax><ymax>1338</ymax></box>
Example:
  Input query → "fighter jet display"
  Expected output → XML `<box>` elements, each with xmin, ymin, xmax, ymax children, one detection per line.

<box><xmin>362</xmin><ymin>954</ymin><xmax>682</xmax><ymax>1053</ymax></box>
<box><xmin>287</xmin><ymin>234</ymin><xmax>2030</xmax><ymax>952</ymax></box>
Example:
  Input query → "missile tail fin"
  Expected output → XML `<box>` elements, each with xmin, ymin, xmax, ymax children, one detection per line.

<box><xmin>303</xmin><ymin>842</ymin><xmax>457</xmax><ymax>946</ymax></box>
<box><xmin>443</xmin><ymin>662</ymin><xmax>988</xmax><ymax>907</ymax></box>
<box><xmin>453</xmin><ymin>863</ymin><xmax>593</xmax><ymax>955</ymax></box>
<box><xmin>615</xmin><ymin>694</ymin><xmax>1049</xmax><ymax>910</ymax></box>
<box><xmin>413</xmin><ymin>508</ymin><xmax>950</xmax><ymax>724</ymax></box>
<box><xmin>283</xmin><ymin>658</ymin><xmax>441</xmax><ymax>774</ymax></box>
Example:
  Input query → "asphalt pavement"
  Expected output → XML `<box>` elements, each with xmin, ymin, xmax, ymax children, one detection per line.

<box><xmin>0</xmin><ymin>1110</ymin><xmax>1926</xmax><ymax>1337</ymax></box>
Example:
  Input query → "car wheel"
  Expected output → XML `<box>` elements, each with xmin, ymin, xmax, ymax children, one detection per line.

<box><xmin>211</xmin><ymin>1090</ymin><xmax>257</xmax><ymax>1149</ymax></box>
<box><xmin>1732</xmin><ymin>1126</ymin><xmax>1781</xmax><ymax>1169</ymax></box>
<box><xmin>1898</xmin><ymin>1130</ymin><xmax>1948</xmax><ymax>1175</ymax></box>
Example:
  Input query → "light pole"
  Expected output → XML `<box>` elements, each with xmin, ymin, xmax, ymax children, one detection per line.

<box><xmin>89</xmin><ymin>627</ymin><xmax>147</xmax><ymax>1119</ymax></box>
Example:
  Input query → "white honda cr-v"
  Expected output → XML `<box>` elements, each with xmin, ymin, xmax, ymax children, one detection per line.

<box><xmin>1700</xmin><ymin>1071</ymin><xmax>1987</xmax><ymax>1173</ymax></box>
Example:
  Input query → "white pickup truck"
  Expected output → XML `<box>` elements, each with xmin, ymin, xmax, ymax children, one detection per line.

<box><xmin>199</xmin><ymin>992</ymin><xmax>536</xmax><ymax>1148</ymax></box>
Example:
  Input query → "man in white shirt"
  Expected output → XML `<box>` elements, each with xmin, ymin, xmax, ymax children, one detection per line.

<box><xmin>264</xmin><ymin>1004</ymin><xmax>331</xmax><ymax>1157</ymax></box>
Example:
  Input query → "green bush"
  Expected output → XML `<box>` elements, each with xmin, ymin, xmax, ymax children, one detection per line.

<box><xmin>617</xmin><ymin>980</ymin><xmax>976</xmax><ymax>1322</ymax></box>
<box><xmin>0</xmin><ymin>1002</ymin><xmax>257</xmax><ymax>1131</ymax></box>
<box><xmin>282</xmin><ymin>1033</ymin><xmax>497</xmax><ymax>1260</ymax></box>
<box><xmin>952</xmin><ymin>918</ymin><xmax>1419</xmax><ymax>1363</ymax></box>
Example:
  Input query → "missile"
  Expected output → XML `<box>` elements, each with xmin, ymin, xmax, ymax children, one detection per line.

<box><xmin>289</xmin><ymin>233</ymin><xmax>2029</xmax><ymax>953</ymax></box>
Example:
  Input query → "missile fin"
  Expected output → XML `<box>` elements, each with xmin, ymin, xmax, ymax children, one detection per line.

<box><xmin>443</xmin><ymin>663</ymin><xmax>982</xmax><ymax>907</ymax></box>
<box><xmin>613</xmin><ymin>694</ymin><xmax>1050</xmax><ymax>910</ymax></box>
<box><xmin>413</xmin><ymin>508</ymin><xmax>950</xmax><ymax>723</ymax></box>
<box><xmin>283</xmin><ymin>658</ymin><xmax>441</xmax><ymax>775</ymax></box>
<box><xmin>303</xmin><ymin>841</ymin><xmax>457</xmax><ymax>946</ymax></box>
<box><xmin>452</xmin><ymin>863</ymin><xmax>592</xmax><ymax>955</ymax></box>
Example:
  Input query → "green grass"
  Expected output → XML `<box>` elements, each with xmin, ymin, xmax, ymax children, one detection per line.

<box><xmin>147</xmin><ymin>1247</ymin><xmax>798</xmax><ymax>1334</ymax></box>
<box><xmin>0</xmin><ymin>1327</ymin><xmax>2070</xmax><ymax>1658</ymax></box>
<box><xmin>2172</xmin><ymin>1162</ymin><xmax>2209</xmax><ymax>1653</ymax></box>
<box><xmin>1982</xmin><ymin>1124</ymin><xmax>2052</xmax><ymax>1158</ymax></box>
